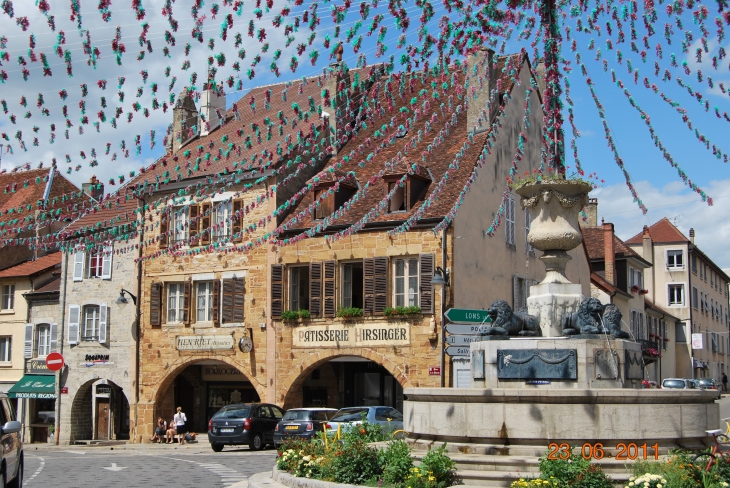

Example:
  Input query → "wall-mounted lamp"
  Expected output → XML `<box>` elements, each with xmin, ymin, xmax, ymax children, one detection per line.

<box><xmin>115</xmin><ymin>288</ymin><xmax>137</xmax><ymax>307</ymax></box>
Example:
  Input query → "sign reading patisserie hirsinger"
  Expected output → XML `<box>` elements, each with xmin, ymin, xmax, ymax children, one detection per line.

<box><xmin>292</xmin><ymin>324</ymin><xmax>410</xmax><ymax>348</ymax></box>
<box><xmin>176</xmin><ymin>335</ymin><xmax>235</xmax><ymax>351</ymax></box>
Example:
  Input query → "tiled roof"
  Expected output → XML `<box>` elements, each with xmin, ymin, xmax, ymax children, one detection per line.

<box><xmin>582</xmin><ymin>226</ymin><xmax>648</xmax><ymax>263</ymax></box>
<box><xmin>0</xmin><ymin>252</ymin><xmax>61</xmax><ymax>278</ymax></box>
<box><xmin>644</xmin><ymin>298</ymin><xmax>680</xmax><ymax>321</ymax></box>
<box><xmin>27</xmin><ymin>275</ymin><xmax>61</xmax><ymax>294</ymax></box>
<box><xmin>625</xmin><ymin>217</ymin><xmax>689</xmax><ymax>244</ymax></box>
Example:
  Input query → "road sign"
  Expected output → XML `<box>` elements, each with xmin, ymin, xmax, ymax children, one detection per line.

<box><xmin>444</xmin><ymin>308</ymin><xmax>492</xmax><ymax>324</ymax></box>
<box><xmin>445</xmin><ymin>335</ymin><xmax>484</xmax><ymax>345</ymax></box>
<box><xmin>445</xmin><ymin>324</ymin><xmax>492</xmax><ymax>335</ymax></box>
<box><xmin>444</xmin><ymin>346</ymin><xmax>471</xmax><ymax>357</ymax></box>
<box><xmin>45</xmin><ymin>352</ymin><xmax>64</xmax><ymax>372</ymax></box>
<box><xmin>428</xmin><ymin>366</ymin><xmax>441</xmax><ymax>376</ymax></box>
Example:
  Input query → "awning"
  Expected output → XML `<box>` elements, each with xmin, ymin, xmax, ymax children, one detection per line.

<box><xmin>7</xmin><ymin>375</ymin><xmax>56</xmax><ymax>399</ymax></box>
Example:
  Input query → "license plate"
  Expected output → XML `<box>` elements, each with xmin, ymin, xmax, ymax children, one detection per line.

<box><xmin>285</xmin><ymin>425</ymin><xmax>299</xmax><ymax>430</ymax></box>
<box><xmin>220</xmin><ymin>428</ymin><xmax>234</xmax><ymax>433</ymax></box>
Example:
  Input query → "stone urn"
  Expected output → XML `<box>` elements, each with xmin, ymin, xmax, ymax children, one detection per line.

<box><xmin>515</xmin><ymin>179</ymin><xmax>591</xmax><ymax>284</ymax></box>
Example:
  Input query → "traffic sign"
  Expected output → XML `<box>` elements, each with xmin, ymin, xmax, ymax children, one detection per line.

<box><xmin>445</xmin><ymin>335</ymin><xmax>483</xmax><ymax>346</ymax></box>
<box><xmin>445</xmin><ymin>324</ymin><xmax>492</xmax><ymax>335</ymax></box>
<box><xmin>444</xmin><ymin>308</ymin><xmax>492</xmax><ymax>324</ymax></box>
<box><xmin>45</xmin><ymin>352</ymin><xmax>64</xmax><ymax>372</ymax></box>
<box><xmin>444</xmin><ymin>346</ymin><xmax>471</xmax><ymax>357</ymax></box>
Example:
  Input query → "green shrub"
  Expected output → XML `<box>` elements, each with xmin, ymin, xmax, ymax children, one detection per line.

<box><xmin>538</xmin><ymin>448</ymin><xmax>611</xmax><ymax>488</ymax></box>
<box><xmin>338</xmin><ymin>417</ymin><xmax>389</xmax><ymax>445</ymax></box>
<box><xmin>336</xmin><ymin>307</ymin><xmax>363</xmax><ymax>318</ymax></box>
<box><xmin>511</xmin><ymin>480</ymin><xmax>557</xmax><ymax>488</ymax></box>
<box><xmin>297</xmin><ymin>309</ymin><xmax>311</xmax><ymax>319</ymax></box>
<box><xmin>322</xmin><ymin>439</ymin><xmax>382</xmax><ymax>485</ymax></box>
<box><xmin>281</xmin><ymin>310</ymin><xmax>299</xmax><ymax>320</ymax></box>
<box><xmin>379</xmin><ymin>439</ymin><xmax>414</xmax><ymax>485</ymax></box>
<box><xmin>419</xmin><ymin>443</ymin><xmax>456</xmax><ymax>488</ymax></box>
<box><xmin>384</xmin><ymin>306</ymin><xmax>422</xmax><ymax>316</ymax></box>
<box><xmin>276</xmin><ymin>438</ymin><xmax>326</xmax><ymax>478</ymax></box>
<box><xmin>631</xmin><ymin>456</ymin><xmax>700</xmax><ymax>488</ymax></box>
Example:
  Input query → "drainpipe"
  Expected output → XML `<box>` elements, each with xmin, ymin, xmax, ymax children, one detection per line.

<box><xmin>440</xmin><ymin>229</ymin><xmax>447</xmax><ymax>388</ymax></box>
<box><xmin>54</xmin><ymin>250</ymin><xmax>69</xmax><ymax>445</ymax></box>
<box><xmin>134</xmin><ymin>196</ymin><xmax>145</xmax><ymax>443</ymax></box>
<box><xmin>688</xmin><ymin>243</ymin><xmax>695</xmax><ymax>380</ymax></box>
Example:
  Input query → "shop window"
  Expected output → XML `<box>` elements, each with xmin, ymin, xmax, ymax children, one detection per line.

<box><xmin>0</xmin><ymin>337</ymin><xmax>10</xmax><ymax>362</ymax></box>
<box><xmin>196</xmin><ymin>281</ymin><xmax>214</xmax><ymax>323</ymax></box>
<box><xmin>668</xmin><ymin>284</ymin><xmax>685</xmax><ymax>306</ymax></box>
<box><xmin>289</xmin><ymin>266</ymin><xmax>310</xmax><ymax>312</ymax></box>
<box><xmin>167</xmin><ymin>283</ymin><xmax>184</xmax><ymax>324</ymax></box>
<box><xmin>393</xmin><ymin>257</ymin><xmax>419</xmax><ymax>307</ymax></box>
<box><xmin>341</xmin><ymin>262</ymin><xmax>364</xmax><ymax>309</ymax></box>
<box><xmin>1</xmin><ymin>284</ymin><xmax>14</xmax><ymax>311</ymax></box>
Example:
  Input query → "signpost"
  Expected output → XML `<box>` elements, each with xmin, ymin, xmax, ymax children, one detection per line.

<box><xmin>444</xmin><ymin>346</ymin><xmax>471</xmax><ymax>357</ymax></box>
<box><xmin>444</xmin><ymin>308</ymin><xmax>492</xmax><ymax>324</ymax></box>
<box><xmin>445</xmin><ymin>335</ymin><xmax>483</xmax><ymax>345</ymax></box>
<box><xmin>45</xmin><ymin>352</ymin><xmax>64</xmax><ymax>372</ymax></box>
<box><xmin>445</xmin><ymin>324</ymin><xmax>492</xmax><ymax>335</ymax></box>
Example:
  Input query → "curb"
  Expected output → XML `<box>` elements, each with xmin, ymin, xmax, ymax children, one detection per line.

<box><xmin>271</xmin><ymin>467</ymin><xmax>362</xmax><ymax>488</ymax></box>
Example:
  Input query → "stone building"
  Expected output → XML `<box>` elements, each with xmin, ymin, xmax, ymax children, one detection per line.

<box><xmin>626</xmin><ymin>219</ymin><xmax>730</xmax><ymax>380</ymax></box>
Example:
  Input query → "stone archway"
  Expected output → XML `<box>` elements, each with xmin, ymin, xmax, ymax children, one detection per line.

<box><xmin>276</xmin><ymin>349</ymin><xmax>412</xmax><ymax>409</ymax></box>
<box><xmin>67</xmin><ymin>378</ymin><xmax>130</xmax><ymax>443</ymax></box>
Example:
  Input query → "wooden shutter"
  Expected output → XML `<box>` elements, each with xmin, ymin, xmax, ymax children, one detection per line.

<box><xmin>159</xmin><ymin>211</ymin><xmax>169</xmax><ymax>248</ymax></box>
<box><xmin>73</xmin><ymin>251</ymin><xmax>84</xmax><ymax>281</ymax></box>
<box><xmin>323</xmin><ymin>261</ymin><xmax>336</xmax><ymax>317</ymax></box>
<box><xmin>212</xmin><ymin>279</ymin><xmax>220</xmax><ymax>326</ymax></box>
<box><xmin>221</xmin><ymin>279</ymin><xmax>234</xmax><ymax>324</ymax></box>
<box><xmin>310</xmin><ymin>262</ymin><xmax>322</xmax><ymax>317</ymax></box>
<box><xmin>189</xmin><ymin>205</ymin><xmax>199</xmax><ymax>244</ymax></box>
<box><xmin>98</xmin><ymin>303</ymin><xmax>108</xmax><ymax>343</ymax></box>
<box><xmin>68</xmin><ymin>304</ymin><xmax>80</xmax><ymax>344</ymax></box>
<box><xmin>50</xmin><ymin>323</ymin><xmax>58</xmax><ymax>353</ymax></box>
<box><xmin>419</xmin><ymin>253</ymin><xmax>434</xmax><ymax>314</ymax></box>
<box><xmin>101</xmin><ymin>245</ymin><xmax>113</xmax><ymax>279</ymax></box>
<box><xmin>271</xmin><ymin>265</ymin><xmax>283</xmax><ymax>319</ymax></box>
<box><xmin>150</xmin><ymin>282</ymin><xmax>162</xmax><ymax>326</ymax></box>
<box><xmin>364</xmin><ymin>258</ymin><xmax>375</xmax><ymax>314</ymax></box>
<box><xmin>373</xmin><ymin>257</ymin><xmax>388</xmax><ymax>314</ymax></box>
<box><xmin>23</xmin><ymin>323</ymin><xmax>34</xmax><ymax>359</ymax></box>
<box><xmin>233</xmin><ymin>278</ymin><xmax>245</xmax><ymax>322</ymax></box>
<box><xmin>232</xmin><ymin>199</ymin><xmax>243</xmax><ymax>243</ymax></box>
<box><xmin>201</xmin><ymin>202</ymin><xmax>211</xmax><ymax>246</ymax></box>
<box><xmin>182</xmin><ymin>279</ymin><xmax>192</xmax><ymax>325</ymax></box>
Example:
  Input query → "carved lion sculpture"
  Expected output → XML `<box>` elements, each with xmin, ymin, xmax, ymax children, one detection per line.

<box><xmin>562</xmin><ymin>297</ymin><xmax>605</xmax><ymax>335</ymax></box>
<box><xmin>485</xmin><ymin>300</ymin><xmax>541</xmax><ymax>336</ymax></box>
<box><xmin>601</xmin><ymin>304</ymin><xmax>631</xmax><ymax>338</ymax></box>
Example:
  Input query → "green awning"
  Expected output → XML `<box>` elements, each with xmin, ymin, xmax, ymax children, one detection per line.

<box><xmin>8</xmin><ymin>375</ymin><xmax>55</xmax><ymax>399</ymax></box>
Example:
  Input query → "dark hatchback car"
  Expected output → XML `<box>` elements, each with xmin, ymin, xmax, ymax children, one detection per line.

<box><xmin>208</xmin><ymin>403</ymin><xmax>285</xmax><ymax>452</ymax></box>
<box><xmin>273</xmin><ymin>408</ymin><xmax>337</xmax><ymax>447</ymax></box>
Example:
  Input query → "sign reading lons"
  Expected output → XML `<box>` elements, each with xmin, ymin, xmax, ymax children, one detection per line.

<box><xmin>292</xmin><ymin>324</ymin><xmax>410</xmax><ymax>348</ymax></box>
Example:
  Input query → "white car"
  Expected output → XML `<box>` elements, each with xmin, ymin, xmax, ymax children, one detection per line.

<box><xmin>326</xmin><ymin>406</ymin><xmax>403</xmax><ymax>436</ymax></box>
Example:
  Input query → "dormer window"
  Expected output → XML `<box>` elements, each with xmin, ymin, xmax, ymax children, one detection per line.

<box><xmin>312</xmin><ymin>184</ymin><xmax>357</xmax><ymax>220</ymax></box>
<box><xmin>385</xmin><ymin>175</ymin><xmax>429</xmax><ymax>214</ymax></box>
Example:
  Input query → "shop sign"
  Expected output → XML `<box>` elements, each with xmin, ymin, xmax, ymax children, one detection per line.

<box><xmin>292</xmin><ymin>323</ymin><xmax>410</xmax><ymax>348</ymax></box>
<box><xmin>96</xmin><ymin>385</ymin><xmax>112</xmax><ymax>395</ymax></box>
<box><xmin>176</xmin><ymin>335</ymin><xmax>234</xmax><ymax>351</ymax></box>
<box><xmin>201</xmin><ymin>366</ymin><xmax>248</xmax><ymax>382</ymax></box>
<box><xmin>25</xmin><ymin>358</ymin><xmax>52</xmax><ymax>375</ymax></box>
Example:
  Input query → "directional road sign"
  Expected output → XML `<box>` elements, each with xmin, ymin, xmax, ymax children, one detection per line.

<box><xmin>445</xmin><ymin>324</ymin><xmax>492</xmax><ymax>335</ymax></box>
<box><xmin>444</xmin><ymin>346</ymin><xmax>471</xmax><ymax>357</ymax></box>
<box><xmin>445</xmin><ymin>335</ymin><xmax>484</xmax><ymax>345</ymax></box>
<box><xmin>444</xmin><ymin>308</ymin><xmax>492</xmax><ymax>324</ymax></box>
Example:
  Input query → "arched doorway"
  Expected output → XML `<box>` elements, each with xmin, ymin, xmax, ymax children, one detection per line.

<box><xmin>154</xmin><ymin>360</ymin><xmax>260</xmax><ymax>436</ymax></box>
<box><xmin>282</xmin><ymin>356</ymin><xmax>405</xmax><ymax>412</ymax></box>
<box><xmin>69</xmin><ymin>379</ymin><xmax>130</xmax><ymax>442</ymax></box>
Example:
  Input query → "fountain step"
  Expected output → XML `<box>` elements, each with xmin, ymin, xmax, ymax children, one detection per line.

<box><xmin>452</xmin><ymin>468</ymin><xmax>632</xmax><ymax>487</ymax></box>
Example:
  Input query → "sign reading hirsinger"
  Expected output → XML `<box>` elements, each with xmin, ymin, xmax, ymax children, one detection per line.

<box><xmin>176</xmin><ymin>335</ymin><xmax>235</xmax><ymax>351</ymax></box>
<box><xmin>292</xmin><ymin>324</ymin><xmax>410</xmax><ymax>348</ymax></box>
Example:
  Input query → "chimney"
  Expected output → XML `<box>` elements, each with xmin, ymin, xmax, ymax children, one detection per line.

<box><xmin>466</xmin><ymin>48</ymin><xmax>498</xmax><ymax>135</ymax></box>
<box><xmin>82</xmin><ymin>175</ymin><xmax>104</xmax><ymax>201</ymax></box>
<box><xmin>642</xmin><ymin>225</ymin><xmax>653</xmax><ymax>264</ymax></box>
<box><xmin>168</xmin><ymin>89</ymin><xmax>199</xmax><ymax>153</ymax></box>
<box><xmin>603</xmin><ymin>222</ymin><xmax>615</xmax><ymax>284</ymax></box>
<box><xmin>580</xmin><ymin>198</ymin><xmax>598</xmax><ymax>228</ymax></box>
<box><xmin>199</xmin><ymin>83</ymin><xmax>226</xmax><ymax>136</ymax></box>
<box><xmin>322</xmin><ymin>59</ymin><xmax>353</xmax><ymax>156</ymax></box>
<box><xmin>689</xmin><ymin>228</ymin><xmax>695</xmax><ymax>245</ymax></box>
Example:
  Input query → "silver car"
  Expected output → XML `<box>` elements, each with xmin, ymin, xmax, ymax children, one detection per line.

<box><xmin>0</xmin><ymin>393</ymin><xmax>23</xmax><ymax>487</ymax></box>
<box><xmin>326</xmin><ymin>406</ymin><xmax>404</xmax><ymax>436</ymax></box>
<box><xmin>661</xmin><ymin>378</ymin><xmax>698</xmax><ymax>389</ymax></box>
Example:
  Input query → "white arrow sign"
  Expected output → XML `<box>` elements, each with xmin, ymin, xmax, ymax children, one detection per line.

<box><xmin>445</xmin><ymin>324</ymin><xmax>492</xmax><ymax>335</ymax></box>
<box><xmin>445</xmin><ymin>335</ymin><xmax>483</xmax><ymax>345</ymax></box>
<box><xmin>103</xmin><ymin>463</ymin><xmax>127</xmax><ymax>472</ymax></box>
<box><xmin>444</xmin><ymin>346</ymin><xmax>471</xmax><ymax>357</ymax></box>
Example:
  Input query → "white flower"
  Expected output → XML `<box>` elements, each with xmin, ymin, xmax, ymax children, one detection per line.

<box><xmin>657</xmin><ymin>484</ymin><xmax>662</xmax><ymax>488</ymax></box>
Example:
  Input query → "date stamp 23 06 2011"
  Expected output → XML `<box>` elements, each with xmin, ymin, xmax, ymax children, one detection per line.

<box><xmin>547</xmin><ymin>442</ymin><xmax>660</xmax><ymax>461</ymax></box>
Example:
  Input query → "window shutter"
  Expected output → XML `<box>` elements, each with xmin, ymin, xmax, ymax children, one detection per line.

<box><xmin>99</xmin><ymin>303</ymin><xmax>108</xmax><ymax>343</ymax></box>
<box><xmin>373</xmin><ymin>256</ymin><xmax>388</xmax><ymax>314</ymax></box>
<box><xmin>183</xmin><ymin>279</ymin><xmax>192</xmax><ymax>325</ymax></box>
<box><xmin>101</xmin><ymin>245</ymin><xmax>113</xmax><ymax>279</ymax></box>
<box><xmin>513</xmin><ymin>275</ymin><xmax>520</xmax><ymax>311</ymax></box>
<box><xmin>323</xmin><ymin>261</ymin><xmax>336</xmax><ymax>317</ymax></box>
<box><xmin>188</xmin><ymin>205</ymin><xmax>199</xmax><ymax>244</ymax></box>
<box><xmin>233</xmin><ymin>278</ymin><xmax>245</xmax><ymax>322</ymax></box>
<box><xmin>68</xmin><ymin>304</ymin><xmax>80</xmax><ymax>345</ymax></box>
<box><xmin>310</xmin><ymin>262</ymin><xmax>322</xmax><ymax>317</ymax></box>
<box><xmin>364</xmin><ymin>258</ymin><xmax>375</xmax><ymax>314</ymax></box>
<box><xmin>221</xmin><ymin>279</ymin><xmax>234</xmax><ymax>324</ymax></box>
<box><xmin>23</xmin><ymin>323</ymin><xmax>34</xmax><ymax>359</ymax></box>
<box><xmin>50</xmin><ymin>323</ymin><xmax>58</xmax><ymax>353</ymax></box>
<box><xmin>150</xmin><ymin>282</ymin><xmax>162</xmax><ymax>326</ymax></box>
<box><xmin>271</xmin><ymin>265</ymin><xmax>283</xmax><ymax>319</ymax></box>
<box><xmin>232</xmin><ymin>200</ymin><xmax>243</xmax><ymax>243</ymax></box>
<box><xmin>73</xmin><ymin>251</ymin><xmax>84</xmax><ymax>281</ymax></box>
<box><xmin>159</xmin><ymin>211</ymin><xmax>169</xmax><ymax>249</ymax></box>
<box><xmin>212</xmin><ymin>279</ymin><xmax>220</xmax><ymax>326</ymax></box>
<box><xmin>510</xmin><ymin>198</ymin><xmax>516</xmax><ymax>245</ymax></box>
<box><xmin>419</xmin><ymin>253</ymin><xmax>434</xmax><ymax>313</ymax></box>
<box><xmin>201</xmin><ymin>202</ymin><xmax>211</xmax><ymax>246</ymax></box>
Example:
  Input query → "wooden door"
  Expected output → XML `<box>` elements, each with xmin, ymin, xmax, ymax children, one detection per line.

<box><xmin>96</xmin><ymin>399</ymin><xmax>110</xmax><ymax>440</ymax></box>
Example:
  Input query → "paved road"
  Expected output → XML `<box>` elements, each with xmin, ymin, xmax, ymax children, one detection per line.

<box><xmin>22</xmin><ymin>443</ymin><xmax>277</xmax><ymax>488</ymax></box>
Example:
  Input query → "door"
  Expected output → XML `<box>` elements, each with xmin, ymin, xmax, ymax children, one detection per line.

<box><xmin>96</xmin><ymin>399</ymin><xmax>110</xmax><ymax>440</ymax></box>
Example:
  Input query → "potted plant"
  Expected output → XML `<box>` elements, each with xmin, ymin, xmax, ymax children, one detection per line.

<box><xmin>383</xmin><ymin>306</ymin><xmax>422</xmax><ymax>317</ymax></box>
<box><xmin>281</xmin><ymin>310</ymin><xmax>300</xmax><ymax>322</ymax></box>
<box><xmin>336</xmin><ymin>307</ymin><xmax>363</xmax><ymax>319</ymax></box>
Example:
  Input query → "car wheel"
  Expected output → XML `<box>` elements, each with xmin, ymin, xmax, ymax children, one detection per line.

<box><xmin>7</xmin><ymin>457</ymin><xmax>22</xmax><ymax>488</ymax></box>
<box><xmin>211</xmin><ymin>443</ymin><xmax>224</xmax><ymax>453</ymax></box>
<box><xmin>250</xmin><ymin>433</ymin><xmax>264</xmax><ymax>451</ymax></box>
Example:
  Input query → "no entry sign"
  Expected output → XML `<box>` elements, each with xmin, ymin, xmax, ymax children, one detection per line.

<box><xmin>45</xmin><ymin>352</ymin><xmax>65</xmax><ymax>372</ymax></box>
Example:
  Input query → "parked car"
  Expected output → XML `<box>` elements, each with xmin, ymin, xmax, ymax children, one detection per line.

<box><xmin>0</xmin><ymin>393</ymin><xmax>23</xmax><ymax>487</ymax></box>
<box><xmin>661</xmin><ymin>378</ymin><xmax>698</xmax><ymax>389</ymax></box>
<box><xmin>696</xmin><ymin>378</ymin><xmax>718</xmax><ymax>390</ymax></box>
<box><xmin>208</xmin><ymin>403</ymin><xmax>285</xmax><ymax>452</ymax></box>
<box><xmin>273</xmin><ymin>408</ymin><xmax>338</xmax><ymax>447</ymax></box>
<box><xmin>641</xmin><ymin>380</ymin><xmax>659</xmax><ymax>389</ymax></box>
<box><xmin>326</xmin><ymin>406</ymin><xmax>404</xmax><ymax>436</ymax></box>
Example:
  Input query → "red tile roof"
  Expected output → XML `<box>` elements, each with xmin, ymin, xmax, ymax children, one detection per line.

<box><xmin>625</xmin><ymin>217</ymin><xmax>689</xmax><ymax>244</ymax></box>
<box><xmin>644</xmin><ymin>298</ymin><xmax>680</xmax><ymax>321</ymax></box>
<box><xmin>28</xmin><ymin>275</ymin><xmax>61</xmax><ymax>293</ymax></box>
<box><xmin>0</xmin><ymin>252</ymin><xmax>61</xmax><ymax>278</ymax></box>
<box><xmin>582</xmin><ymin>226</ymin><xmax>648</xmax><ymax>263</ymax></box>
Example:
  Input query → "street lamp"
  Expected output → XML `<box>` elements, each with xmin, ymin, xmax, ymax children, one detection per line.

<box><xmin>431</xmin><ymin>267</ymin><xmax>450</xmax><ymax>387</ymax></box>
<box><xmin>116</xmin><ymin>288</ymin><xmax>137</xmax><ymax>307</ymax></box>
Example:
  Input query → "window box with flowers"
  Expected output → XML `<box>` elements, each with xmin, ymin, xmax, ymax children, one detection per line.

<box><xmin>336</xmin><ymin>307</ymin><xmax>363</xmax><ymax>319</ymax></box>
<box><xmin>631</xmin><ymin>285</ymin><xmax>649</xmax><ymax>295</ymax></box>
<box><xmin>281</xmin><ymin>310</ymin><xmax>310</xmax><ymax>324</ymax></box>
<box><xmin>383</xmin><ymin>306</ymin><xmax>422</xmax><ymax>317</ymax></box>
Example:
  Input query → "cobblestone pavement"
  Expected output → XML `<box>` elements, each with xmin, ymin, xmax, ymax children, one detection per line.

<box><xmin>22</xmin><ymin>443</ymin><xmax>277</xmax><ymax>488</ymax></box>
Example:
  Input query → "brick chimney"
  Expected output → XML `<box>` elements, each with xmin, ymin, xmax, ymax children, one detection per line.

<box><xmin>81</xmin><ymin>175</ymin><xmax>104</xmax><ymax>201</ymax></box>
<box><xmin>603</xmin><ymin>221</ymin><xmax>615</xmax><ymax>284</ymax></box>
<box><xmin>580</xmin><ymin>198</ymin><xmax>598</xmax><ymax>227</ymax></box>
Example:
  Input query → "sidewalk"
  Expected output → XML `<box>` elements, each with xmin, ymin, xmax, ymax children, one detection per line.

<box><xmin>27</xmin><ymin>440</ymin><xmax>211</xmax><ymax>452</ymax></box>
